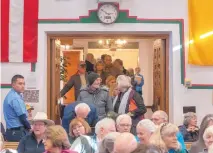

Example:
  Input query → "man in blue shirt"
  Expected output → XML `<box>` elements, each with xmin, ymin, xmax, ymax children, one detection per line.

<box><xmin>3</xmin><ymin>75</ymin><xmax>31</xmax><ymax>141</ymax></box>
<box><xmin>62</xmin><ymin>102</ymin><xmax>98</xmax><ymax>133</ymax></box>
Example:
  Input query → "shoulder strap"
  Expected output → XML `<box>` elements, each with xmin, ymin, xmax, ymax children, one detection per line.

<box><xmin>128</xmin><ymin>89</ymin><xmax>135</xmax><ymax>101</ymax></box>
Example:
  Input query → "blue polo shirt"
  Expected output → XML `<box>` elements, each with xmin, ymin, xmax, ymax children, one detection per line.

<box><xmin>3</xmin><ymin>89</ymin><xmax>27</xmax><ymax>129</ymax></box>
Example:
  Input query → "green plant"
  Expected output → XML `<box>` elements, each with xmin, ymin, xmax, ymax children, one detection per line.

<box><xmin>60</xmin><ymin>56</ymin><xmax>70</xmax><ymax>82</ymax></box>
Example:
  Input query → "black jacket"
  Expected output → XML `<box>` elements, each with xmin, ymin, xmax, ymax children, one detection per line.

<box><xmin>18</xmin><ymin>133</ymin><xmax>44</xmax><ymax>153</ymax></box>
<box><xmin>86</xmin><ymin>60</ymin><xmax>94</xmax><ymax>73</ymax></box>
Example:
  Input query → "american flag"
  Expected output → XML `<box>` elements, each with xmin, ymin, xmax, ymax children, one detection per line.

<box><xmin>1</xmin><ymin>0</ymin><xmax>39</xmax><ymax>62</ymax></box>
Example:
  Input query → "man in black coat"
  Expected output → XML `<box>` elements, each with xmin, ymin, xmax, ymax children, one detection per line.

<box><xmin>60</xmin><ymin>61</ymin><xmax>88</xmax><ymax>100</ymax></box>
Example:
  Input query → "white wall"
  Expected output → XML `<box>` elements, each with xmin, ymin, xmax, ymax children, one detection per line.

<box><xmin>138</xmin><ymin>40</ymin><xmax>154</xmax><ymax>119</ymax></box>
<box><xmin>1</xmin><ymin>0</ymin><xmax>213</xmax><ymax>126</ymax></box>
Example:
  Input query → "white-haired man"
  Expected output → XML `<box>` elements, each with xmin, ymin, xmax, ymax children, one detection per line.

<box><xmin>62</xmin><ymin>102</ymin><xmax>98</xmax><ymax>133</ymax></box>
<box><xmin>71</xmin><ymin>118</ymin><xmax>116</xmax><ymax>153</ymax></box>
<box><xmin>151</xmin><ymin>110</ymin><xmax>186</xmax><ymax>153</ymax></box>
<box><xmin>113</xmin><ymin>132</ymin><xmax>138</xmax><ymax>153</ymax></box>
<box><xmin>116</xmin><ymin>114</ymin><xmax>132</xmax><ymax>133</ymax></box>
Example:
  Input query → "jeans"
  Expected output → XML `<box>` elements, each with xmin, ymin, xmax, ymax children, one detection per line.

<box><xmin>5</xmin><ymin>127</ymin><xmax>28</xmax><ymax>142</ymax></box>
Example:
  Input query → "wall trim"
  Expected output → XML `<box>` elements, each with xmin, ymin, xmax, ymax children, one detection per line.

<box><xmin>0</xmin><ymin>63</ymin><xmax>36</xmax><ymax>88</ymax></box>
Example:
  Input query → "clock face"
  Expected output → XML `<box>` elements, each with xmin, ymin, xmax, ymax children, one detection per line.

<box><xmin>97</xmin><ymin>3</ymin><xmax>119</xmax><ymax>24</ymax></box>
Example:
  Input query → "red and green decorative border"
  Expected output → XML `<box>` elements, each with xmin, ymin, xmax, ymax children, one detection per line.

<box><xmin>1</xmin><ymin>3</ymin><xmax>213</xmax><ymax>89</ymax></box>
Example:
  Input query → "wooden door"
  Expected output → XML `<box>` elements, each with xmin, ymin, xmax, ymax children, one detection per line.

<box><xmin>48</xmin><ymin>39</ymin><xmax>61</xmax><ymax>124</ymax></box>
<box><xmin>153</xmin><ymin>39</ymin><xmax>167</xmax><ymax>112</ymax></box>
<box><xmin>63</xmin><ymin>51</ymin><xmax>80</xmax><ymax>104</ymax></box>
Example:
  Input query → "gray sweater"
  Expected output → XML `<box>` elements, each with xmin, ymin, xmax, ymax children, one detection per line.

<box><xmin>77</xmin><ymin>86</ymin><xmax>113</xmax><ymax>119</ymax></box>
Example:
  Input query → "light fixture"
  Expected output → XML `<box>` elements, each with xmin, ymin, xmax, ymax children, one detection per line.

<box><xmin>98</xmin><ymin>39</ymin><xmax>127</xmax><ymax>49</ymax></box>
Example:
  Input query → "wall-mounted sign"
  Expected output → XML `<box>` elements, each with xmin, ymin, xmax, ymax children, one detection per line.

<box><xmin>24</xmin><ymin>90</ymin><xmax>39</xmax><ymax>103</ymax></box>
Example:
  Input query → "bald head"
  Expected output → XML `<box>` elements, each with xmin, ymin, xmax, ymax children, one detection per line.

<box><xmin>113</xmin><ymin>133</ymin><xmax>137</xmax><ymax>153</ymax></box>
<box><xmin>151</xmin><ymin>110</ymin><xmax>168</xmax><ymax>125</ymax></box>
<box><xmin>75</xmin><ymin>103</ymin><xmax>91</xmax><ymax>118</ymax></box>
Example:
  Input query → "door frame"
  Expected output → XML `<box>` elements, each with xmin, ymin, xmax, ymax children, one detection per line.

<box><xmin>47</xmin><ymin>33</ymin><xmax>170</xmax><ymax>121</ymax></box>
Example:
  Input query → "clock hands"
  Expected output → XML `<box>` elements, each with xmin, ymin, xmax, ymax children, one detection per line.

<box><xmin>101</xmin><ymin>9</ymin><xmax>112</xmax><ymax>15</ymax></box>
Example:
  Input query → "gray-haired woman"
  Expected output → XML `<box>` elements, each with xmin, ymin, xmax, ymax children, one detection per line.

<box><xmin>189</xmin><ymin>114</ymin><xmax>213</xmax><ymax>153</ymax></box>
<box><xmin>178</xmin><ymin>112</ymin><xmax>199</xmax><ymax>142</ymax></box>
<box><xmin>113</xmin><ymin>75</ymin><xmax>147</xmax><ymax>134</ymax></box>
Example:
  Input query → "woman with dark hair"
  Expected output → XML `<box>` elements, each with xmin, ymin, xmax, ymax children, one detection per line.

<box><xmin>178</xmin><ymin>112</ymin><xmax>199</xmax><ymax>142</ymax></box>
<box><xmin>94</xmin><ymin>60</ymin><xmax>108</xmax><ymax>85</ymax></box>
<box><xmin>189</xmin><ymin>114</ymin><xmax>213</xmax><ymax>153</ymax></box>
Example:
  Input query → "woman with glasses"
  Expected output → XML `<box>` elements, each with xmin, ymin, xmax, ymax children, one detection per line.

<box><xmin>68</xmin><ymin>118</ymin><xmax>91</xmax><ymax>144</ymax></box>
<box><xmin>189</xmin><ymin>114</ymin><xmax>213</xmax><ymax>153</ymax></box>
<box><xmin>149</xmin><ymin>123</ymin><xmax>187</xmax><ymax>153</ymax></box>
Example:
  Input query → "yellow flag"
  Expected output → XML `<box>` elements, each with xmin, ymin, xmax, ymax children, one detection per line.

<box><xmin>188</xmin><ymin>0</ymin><xmax>213</xmax><ymax>65</ymax></box>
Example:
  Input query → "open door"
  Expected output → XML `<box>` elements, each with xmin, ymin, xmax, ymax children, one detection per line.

<box><xmin>47</xmin><ymin>38</ymin><xmax>61</xmax><ymax>124</ymax></box>
<box><xmin>153</xmin><ymin>39</ymin><xmax>167</xmax><ymax>113</ymax></box>
<box><xmin>63</xmin><ymin>51</ymin><xmax>80</xmax><ymax>104</ymax></box>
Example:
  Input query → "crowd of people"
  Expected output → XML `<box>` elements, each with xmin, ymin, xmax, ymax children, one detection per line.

<box><xmin>1</xmin><ymin>53</ymin><xmax>213</xmax><ymax>153</ymax></box>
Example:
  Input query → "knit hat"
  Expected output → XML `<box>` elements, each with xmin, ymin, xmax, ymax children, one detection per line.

<box><xmin>88</xmin><ymin>72</ymin><xmax>100</xmax><ymax>85</ymax></box>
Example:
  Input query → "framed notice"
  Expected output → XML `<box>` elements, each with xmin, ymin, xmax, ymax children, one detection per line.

<box><xmin>23</xmin><ymin>90</ymin><xmax>39</xmax><ymax>103</ymax></box>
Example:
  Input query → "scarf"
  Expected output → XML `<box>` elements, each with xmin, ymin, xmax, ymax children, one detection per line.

<box><xmin>113</xmin><ymin>88</ymin><xmax>132</xmax><ymax>114</ymax></box>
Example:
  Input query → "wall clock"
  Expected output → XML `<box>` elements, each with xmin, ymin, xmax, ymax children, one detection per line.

<box><xmin>97</xmin><ymin>3</ymin><xmax>119</xmax><ymax>24</ymax></box>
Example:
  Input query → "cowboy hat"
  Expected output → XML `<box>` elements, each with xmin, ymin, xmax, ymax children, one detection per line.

<box><xmin>30</xmin><ymin>112</ymin><xmax>55</xmax><ymax>126</ymax></box>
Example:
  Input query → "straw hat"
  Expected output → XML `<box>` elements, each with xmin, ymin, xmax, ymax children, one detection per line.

<box><xmin>30</xmin><ymin>112</ymin><xmax>55</xmax><ymax>126</ymax></box>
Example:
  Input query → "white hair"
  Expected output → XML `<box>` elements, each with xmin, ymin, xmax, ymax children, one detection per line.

<box><xmin>95</xmin><ymin>118</ymin><xmax>115</xmax><ymax>135</ymax></box>
<box><xmin>75</xmin><ymin>103</ymin><xmax>91</xmax><ymax>113</ymax></box>
<box><xmin>137</xmin><ymin>119</ymin><xmax>156</xmax><ymax>133</ymax></box>
<box><xmin>203</xmin><ymin>125</ymin><xmax>213</xmax><ymax>141</ymax></box>
<box><xmin>116</xmin><ymin>75</ymin><xmax>132</xmax><ymax>91</ymax></box>
<box><xmin>116</xmin><ymin>114</ymin><xmax>132</xmax><ymax>125</ymax></box>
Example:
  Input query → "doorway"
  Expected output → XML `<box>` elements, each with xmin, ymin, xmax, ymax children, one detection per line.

<box><xmin>46</xmin><ymin>33</ymin><xmax>170</xmax><ymax>123</ymax></box>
